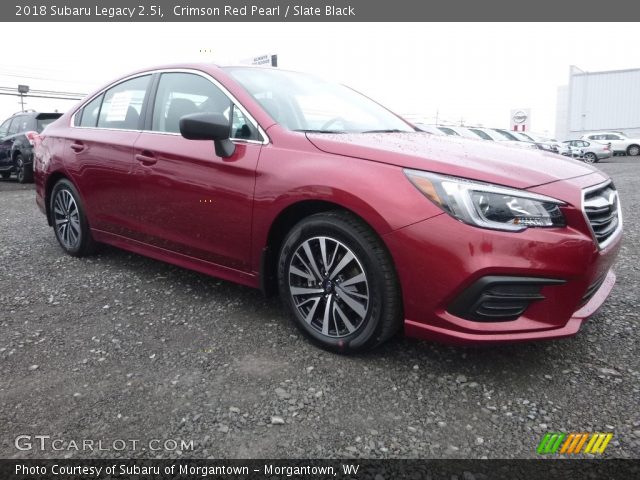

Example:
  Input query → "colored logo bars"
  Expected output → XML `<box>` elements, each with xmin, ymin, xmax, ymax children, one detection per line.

<box><xmin>537</xmin><ymin>432</ymin><xmax>613</xmax><ymax>455</ymax></box>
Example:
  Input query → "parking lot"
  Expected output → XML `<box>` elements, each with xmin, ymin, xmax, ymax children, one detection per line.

<box><xmin>0</xmin><ymin>158</ymin><xmax>638</xmax><ymax>459</ymax></box>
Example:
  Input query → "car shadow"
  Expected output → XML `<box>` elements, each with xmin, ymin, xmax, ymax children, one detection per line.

<box><xmin>88</xmin><ymin>244</ymin><xmax>576</xmax><ymax>381</ymax></box>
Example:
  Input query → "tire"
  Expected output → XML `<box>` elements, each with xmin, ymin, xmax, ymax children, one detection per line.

<box><xmin>277</xmin><ymin>211</ymin><xmax>402</xmax><ymax>353</ymax></box>
<box><xmin>15</xmin><ymin>153</ymin><xmax>33</xmax><ymax>183</ymax></box>
<box><xmin>626</xmin><ymin>144</ymin><xmax>639</xmax><ymax>156</ymax></box>
<box><xmin>0</xmin><ymin>171</ymin><xmax>10</xmax><ymax>179</ymax></box>
<box><xmin>583</xmin><ymin>152</ymin><xmax>598</xmax><ymax>163</ymax></box>
<box><xmin>50</xmin><ymin>179</ymin><xmax>96</xmax><ymax>257</ymax></box>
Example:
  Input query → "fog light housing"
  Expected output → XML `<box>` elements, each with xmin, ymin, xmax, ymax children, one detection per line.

<box><xmin>448</xmin><ymin>276</ymin><xmax>566</xmax><ymax>322</ymax></box>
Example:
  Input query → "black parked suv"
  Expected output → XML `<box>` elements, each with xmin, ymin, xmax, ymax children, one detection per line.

<box><xmin>0</xmin><ymin>111</ymin><xmax>62</xmax><ymax>183</ymax></box>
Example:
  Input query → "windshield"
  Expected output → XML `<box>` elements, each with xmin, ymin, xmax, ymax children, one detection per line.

<box><xmin>512</xmin><ymin>132</ymin><xmax>533</xmax><ymax>141</ymax></box>
<box><xmin>437</xmin><ymin>126</ymin><xmax>460</xmax><ymax>136</ymax></box>
<box><xmin>467</xmin><ymin>128</ymin><xmax>495</xmax><ymax>141</ymax></box>
<box><xmin>225</xmin><ymin>67</ymin><xmax>414</xmax><ymax>134</ymax></box>
<box><xmin>456</xmin><ymin>127</ymin><xmax>486</xmax><ymax>139</ymax></box>
<box><xmin>35</xmin><ymin>113</ymin><xmax>62</xmax><ymax>133</ymax></box>
<box><xmin>492</xmin><ymin>129</ymin><xmax>519</xmax><ymax>141</ymax></box>
<box><xmin>36</xmin><ymin>117</ymin><xmax>59</xmax><ymax>133</ymax></box>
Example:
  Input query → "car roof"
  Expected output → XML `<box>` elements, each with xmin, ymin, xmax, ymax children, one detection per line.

<box><xmin>584</xmin><ymin>131</ymin><xmax>623</xmax><ymax>135</ymax></box>
<box><xmin>8</xmin><ymin>111</ymin><xmax>61</xmax><ymax>118</ymax></box>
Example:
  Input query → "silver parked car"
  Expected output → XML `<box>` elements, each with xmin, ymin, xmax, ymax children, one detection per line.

<box><xmin>564</xmin><ymin>139</ymin><xmax>613</xmax><ymax>163</ymax></box>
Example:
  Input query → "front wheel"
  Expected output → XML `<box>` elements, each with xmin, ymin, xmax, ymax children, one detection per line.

<box><xmin>50</xmin><ymin>179</ymin><xmax>96</xmax><ymax>257</ymax></box>
<box><xmin>15</xmin><ymin>153</ymin><xmax>33</xmax><ymax>183</ymax></box>
<box><xmin>277</xmin><ymin>211</ymin><xmax>402</xmax><ymax>353</ymax></box>
<box><xmin>627</xmin><ymin>144</ymin><xmax>640</xmax><ymax>156</ymax></box>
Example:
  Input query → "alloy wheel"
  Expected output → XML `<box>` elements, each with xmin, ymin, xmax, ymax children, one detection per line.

<box><xmin>53</xmin><ymin>189</ymin><xmax>81</xmax><ymax>250</ymax></box>
<box><xmin>584</xmin><ymin>153</ymin><xmax>597</xmax><ymax>163</ymax></box>
<box><xmin>16</xmin><ymin>157</ymin><xmax>24</xmax><ymax>182</ymax></box>
<box><xmin>288</xmin><ymin>236</ymin><xmax>370</xmax><ymax>338</ymax></box>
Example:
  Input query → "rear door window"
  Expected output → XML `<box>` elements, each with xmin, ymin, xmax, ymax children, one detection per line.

<box><xmin>78</xmin><ymin>94</ymin><xmax>105</xmax><ymax>128</ymax></box>
<box><xmin>97</xmin><ymin>75</ymin><xmax>150</xmax><ymax>130</ymax></box>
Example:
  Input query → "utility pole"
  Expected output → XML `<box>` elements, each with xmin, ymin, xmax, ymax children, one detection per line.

<box><xmin>18</xmin><ymin>84</ymin><xmax>29</xmax><ymax>112</ymax></box>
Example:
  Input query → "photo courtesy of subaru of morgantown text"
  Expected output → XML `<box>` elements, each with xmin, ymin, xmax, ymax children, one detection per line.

<box><xmin>34</xmin><ymin>64</ymin><xmax>622</xmax><ymax>352</ymax></box>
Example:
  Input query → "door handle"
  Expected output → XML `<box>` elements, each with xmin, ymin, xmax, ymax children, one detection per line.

<box><xmin>135</xmin><ymin>151</ymin><xmax>157</xmax><ymax>165</ymax></box>
<box><xmin>70</xmin><ymin>141</ymin><xmax>85</xmax><ymax>153</ymax></box>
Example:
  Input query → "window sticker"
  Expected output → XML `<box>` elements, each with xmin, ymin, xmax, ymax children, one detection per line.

<box><xmin>106</xmin><ymin>91</ymin><xmax>132</xmax><ymax>122</ymax></box>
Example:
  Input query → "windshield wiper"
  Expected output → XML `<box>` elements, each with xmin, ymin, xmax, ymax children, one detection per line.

<box><xmin>360</xmin><ymin>129</ymin><xmax>407</xmax><ymax>133</ymax></box>
<box><xmin>294</xmin><ymin>129</ymin><xmax>345</xmax><ymax>134</ymax></box>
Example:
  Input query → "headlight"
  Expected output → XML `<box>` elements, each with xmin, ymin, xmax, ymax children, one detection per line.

<box><xmin>404</xmin><ymin>169</ymin><xmax>566</xmax><ymax>231</ymax></box>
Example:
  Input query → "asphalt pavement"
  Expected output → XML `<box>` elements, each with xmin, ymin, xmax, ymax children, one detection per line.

<box><xmin>0</xmin><ymin>157</ymin><xmax>638</xmax><ymax>459</ymax></box>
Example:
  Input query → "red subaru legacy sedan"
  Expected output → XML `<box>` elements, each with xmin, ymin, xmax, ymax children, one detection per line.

<box><xmin>34</xmin><ymin>64</ymin><xmax>622</xmax><ymax>352</ymax></box>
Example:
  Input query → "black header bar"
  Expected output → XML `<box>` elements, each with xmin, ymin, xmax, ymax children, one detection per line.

<box><xmin>6</xmin><ymin>0</ymin><xmax>640</xmax><ymax>21</ymax></box>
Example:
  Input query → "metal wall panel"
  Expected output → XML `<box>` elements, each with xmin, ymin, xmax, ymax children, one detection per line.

<box><xmin>568</xmin><ymin>68</ymin><xmax>640</xmax><ymax>133</ymax></box>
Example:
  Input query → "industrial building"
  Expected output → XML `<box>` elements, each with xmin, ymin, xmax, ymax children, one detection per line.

<box><xmin>555</xmin><ymin>66</ymin><xmax>640</xmax><ymax>141</ymax></box>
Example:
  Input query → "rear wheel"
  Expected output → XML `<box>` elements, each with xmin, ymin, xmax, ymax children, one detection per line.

<box><xmin>277</xmin><ymin>211</ymin><xmax>402</xmax><ymax>353</ymax></box>
<box><xmin>583</xmin><ymin>152</ymin><xmax>598</xmax><ymax>163</ymax></box>
<box><xmin>15</xmin><ymin>154</ymin><xmax>33</xmax><ymax>183</ymax></box>
<box><xmin>50</xmin><ymin>179</ymin><xmax>96</xmax><ymax>257</ymax></box>
<box><xmin>627</xmin><ymin>144</ymin><xmax>639</xmax><ymax>156</ymax></box>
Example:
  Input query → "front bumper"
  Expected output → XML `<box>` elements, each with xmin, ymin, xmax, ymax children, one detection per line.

<box><xmin>384</xmin><ymin>197</ymin><xmax>621</xmax><ymax>345</ymax></box>
<box><xmin>404</xmin><ymin>270</ymin><xmax>615</xmax><ymax>345</ymax></box>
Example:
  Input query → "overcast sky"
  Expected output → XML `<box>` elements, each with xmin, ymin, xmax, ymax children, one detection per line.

<box><xmin>1</xmin><ymin>22</ymin><xmax>637</xmax><ymax>136</ymax></box>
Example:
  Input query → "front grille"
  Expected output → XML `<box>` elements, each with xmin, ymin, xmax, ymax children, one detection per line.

<box><xmin>583</xmin><ymin>182</ymin><xmax>621</xmax><ymax>247</ymax></box>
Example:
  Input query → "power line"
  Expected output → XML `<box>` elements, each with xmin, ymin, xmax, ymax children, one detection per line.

<box><xmin>0</xmin><ymin>85</ymin><xmax>86</xmax><ymax>102</ymax></box>
<box><xmin>0</xmin><ymin>71</ymin><xmax>94</xmax><ymax>85</ymax></box>
<box><xmin>0</xmin><ymin>92</ymin><xmax>82</xmax><ymax>101</ymax></box>
<box><xmin>0</xmin><ymin>86</ymin><xmax>87</xmax><ymax>97</ymax></box>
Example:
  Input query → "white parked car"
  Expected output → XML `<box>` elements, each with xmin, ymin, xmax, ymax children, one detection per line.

<box><xmin>414</xmin><ymin>124</ymin><xmax>446</xmax><ymax>135</ymax></box>
<box><xmin>432</xmin><ymin>125</ymin><xmax>484</xmax><ymax>139</ymax></box>
<box><xmin>563</xmin><ymin>139</ymin><xmax>613</xmax><ymax>163</ymax></box>
<box><xmin>465</xmin><ymin>127</ymin><xmax>540</xmax><ymax>150</ymax></box>
<box><xmin>581</xmin><ymin>132</ymin><xmax>640</xmax><ymax>156</ymax></box>
<box><xmin>419</xmin><ymin>124</ymin><xmax>532</xmax><ymax>149</ymax></box>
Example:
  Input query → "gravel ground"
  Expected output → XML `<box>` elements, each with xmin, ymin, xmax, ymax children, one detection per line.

<box><xmin>0</xmin><ymin>157</ymin><xmax>638</xmax><ymax>460</ymax></box>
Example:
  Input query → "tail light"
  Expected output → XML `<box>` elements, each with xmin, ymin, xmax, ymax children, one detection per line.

<box><xmin>25</xmin><ymin>131</ymin><xmax>40</xmax><ymax>146</ymax></box>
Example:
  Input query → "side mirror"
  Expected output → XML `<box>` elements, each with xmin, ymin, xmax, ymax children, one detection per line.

<box><xmin>179</xmin><ymin>113</ymin><xmax>236</xmax><ymax>158</ymax></box>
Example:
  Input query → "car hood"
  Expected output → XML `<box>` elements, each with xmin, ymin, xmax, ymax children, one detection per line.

<box><xmin>306</xmin><ymin>132</ymin><xmax>599</xmax><ymax>189</ymax></box>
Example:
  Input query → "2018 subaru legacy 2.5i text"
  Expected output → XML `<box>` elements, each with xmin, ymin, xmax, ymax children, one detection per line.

<box><xmin>34</xmin><ymin>65</ymin><xmax>622</xmax><ymax>352</ymax></box>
